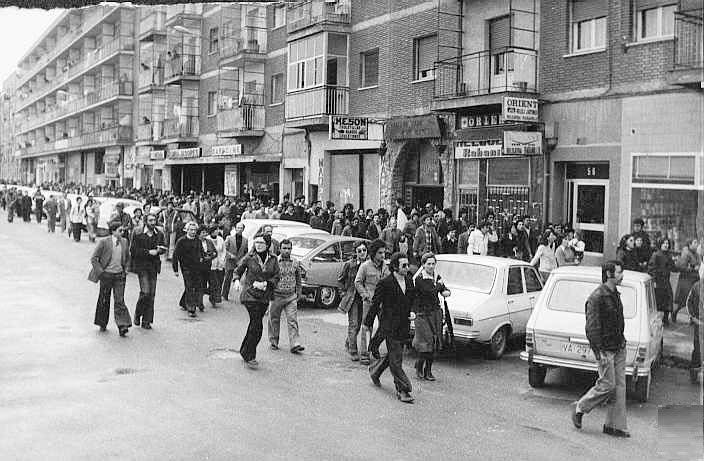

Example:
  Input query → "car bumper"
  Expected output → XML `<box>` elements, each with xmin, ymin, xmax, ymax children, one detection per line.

<box><xmin>520</xmin><ymin>351</ymin><xmax>650</xmax><ymax>377</ymax></box>
<box><xmin>300</xmin><ymin>283</ymin><xmax>318</xmax><ymax>303</ymax></box>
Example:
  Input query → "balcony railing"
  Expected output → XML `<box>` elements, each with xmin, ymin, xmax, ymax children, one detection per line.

<box><xmin>674</xmin><ymin>9</ymin><xmax>703</xmax><ymax>68</ymax></box>
<box><xmin>139</xmin><ymin>61</ymin><xmax>165</xmax><ymax>89</ymax></box>
<box><xmin>285</xmin><ymin>85</ymin><xmax>349</xmax><ymax>120</ymax></box>
<box><xmin>287</xmin><ymin>0</ymin><xmax>351</xmax><ymax>33</ymax></box>
<box><xmin>164</xmin><ymin>54</ymin><xmax>201</xmax><ymax>81</ymax></box>
<box><xmin>434</xmin><ymin>47</ymin><xmax>538</xmax><ymax>99</ymax></box>
<box><xmin>217</xmin><ymin>104</ymin><xmax>265</xmax><ymax>134</ymax></box>
<box><xmin>166</xmin><ymin>4</ymin><xmax>203</xmax><ymax>22</ymax></box>
<box><xmin>21</xmin><ymin>125</ymin><xmax>132</xmax><ymax>157</ymax></box>
<box><xmin>17</xmin><ymin>81</ymin><xmax>133</xmax><ymax>134</ymax></box>
<box><xmin>17</xmin><ymin>36</ymin><xmax>135</xmax><ymax>111</ymax></box>
<box><xmin>220</xmin><ymin>28</ymin><xmax>268</xmax><ymax>58</ymax></box>
<box><xmin>164</xmin><ymin>115</ymin><xmax>199</xmax><ymax>139</ymax></box>
<box><xmin>139</xmin><ymin>10</ymin><xmax>166</xmax><ymax>37</ymax></box>
<box><xmin>136</xmin><ymin>120</ymin><xmax>165</xmax><ymax>142</ymax></box>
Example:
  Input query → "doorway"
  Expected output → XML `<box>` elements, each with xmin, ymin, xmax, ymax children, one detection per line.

<box><xmin>411</xmin><ymin>186</ymin><xmax>444</xmax><ymax>211</ymax></box>
<box><xmin>567</xmin><ymin>179</ymin><xmax>608</xmax><ymax>255</ymax></box>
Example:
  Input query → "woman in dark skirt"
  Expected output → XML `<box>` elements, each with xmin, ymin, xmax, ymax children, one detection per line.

<box><xmin>674</xmin><ymin>239</ymin><xmax>700</xmax><ymax>323</ymax></box>
<box><xmin>648</xmin><ymin>238</ymin><xmax>677</xmax><ymax>325</ymax></box>
<box><xmin>411</xmin><ymin>252</ymin><xmax>451</xmax><ymax>381</ymax></box>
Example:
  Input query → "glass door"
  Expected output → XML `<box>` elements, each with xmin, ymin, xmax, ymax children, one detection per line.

<box><xmin>569</xmin><ymin>180</ymin><xmax>608</xmax><ymax>255</ymax></box>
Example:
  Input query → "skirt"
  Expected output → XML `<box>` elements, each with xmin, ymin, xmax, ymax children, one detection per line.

<box><xmin>412</xmin><ymin>309</ymin><xmax>443</xmax><ymax>353</ymax></box>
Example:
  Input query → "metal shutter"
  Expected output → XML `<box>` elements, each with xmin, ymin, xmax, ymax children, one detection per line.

<box><xmin>572</xmin><ymin>0</ymin><xmax>608</xmax><ymax>22</ymax></box>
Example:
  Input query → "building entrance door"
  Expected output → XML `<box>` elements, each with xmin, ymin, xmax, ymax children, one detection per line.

<box><xmin>567</xmin><ymin>179</ymin><xmax>608</xmax><ymax>256</ymax></box>
<box><xmin>411</xmin><ymin>186</ymin><xmax>444</xmax><ymax>210</ymax></box>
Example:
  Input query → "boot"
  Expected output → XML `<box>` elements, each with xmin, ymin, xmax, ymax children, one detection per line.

<box><xmin>415</xmin><ymin>360</ymin><xmax>425</xmax><ymax>379</ymax></box>
<box><xmin>424</xmin><ymin>360</ymin><xmax>436</xmax><ymax>381</ymax></box>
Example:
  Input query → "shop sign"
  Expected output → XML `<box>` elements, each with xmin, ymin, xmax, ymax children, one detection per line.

<box><xmin>212</xmin><ymin>144</ymin><xmax>242</xmax><ymax>156</ymax></box>
<box><xmin>224</xmin><ymin>165</ymin><xmax>238</xmax><ymax>197</ymax></box>
<box><xmin>169</xmin><ymin>147</ymin><xmax>201</xmax><ymax>159</ymax></box>
<box><xmin>329</xmin><ymin>116</ymin><xmax>369</xmax><ymax>140</ymax></box>
<box><xmin>503</xmin><ymin>131</ymin><xmax>542</xmax><ymax>156</ymax></box>
<box><xmin>104</xmin><ymin>162</ymin><xmax>119</xmax><ymax>178</ymax></box>
<box><xmin>502</xmin><ymin>96</ymin><xmax>539</xmax><ymax>122</ymax></box>
<box><xmin>566</xmin><ymin>163</ymin><xmax>609</xmax><ymax>180</ymax></box>
<box><xmin>386</xmin><ymin>115</ymin><xmax>441</xmax><ymax>140</ymax></box>
<box><xmin>454</xmin><ymin>144</ymin><xmax>503</xmax><ymax>159</ymax></box>
<box><xmin>459</xmin><ymin>113</ymin><xmax>502</xmax><ymax>129</ymax></box>
<box><xmin>149</xmin><ymin>150</ymin><xmax>165</xmax><ymax>161</ymax></box>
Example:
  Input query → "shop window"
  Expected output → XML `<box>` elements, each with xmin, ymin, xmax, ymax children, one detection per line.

<box><xmin>360</xmin><ymin>48</ymin><xmax>379</xmax><ymax>88</ymax></box>
<box><xmin>632</xmin><ymin>155</ymin><xmax>695</xmax><ymax>185</ymax></box>
<box><xmin>631</xmin><ymin>187</ymin><xmax>698</xmax><ymax>253</ymax></box>
<box><xmin>413</xmin><ymin>34</ymin><xmax>437</xmax><ymax>81</ymax></box>
<box><xmin>94</xmin><ymin>152</ymin><xmax>104</xmax><ymax>175</ymax></box>
<box><xmin>636</xmin><ymin>4</ymin><xmax>676</xmax><ymax>40</ymax></box>
<box><xmin>209</xmin><ymin>27</ymin><xmax>219</xmax><ymax>54</ymax></box>
<box><xmin>570</xmin><ymin>0</ymin><xmax>607</xmax><ymax>52</ymax></box>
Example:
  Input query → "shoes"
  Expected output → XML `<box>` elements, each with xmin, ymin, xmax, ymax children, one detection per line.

<box><xmin>571</xmin><ymin>403</ymin><xmax>583</xmax><ymax>429</ymax></box>
<box><xmin>270</xmin><ymin>343</ymin><xmax>279</xmax><ymax>351</ymax></box>
<box><xmin>223</xmin><ymin>296</ymin><xmax>229</xmax><ymax>301</ymax></box>
<box><xmin>189</xmin><ymin>311</ymin><xmax>197</xmax><ymax>318</ymax></box>
<box><xmin>244</xmin><ymin>360</ymin><xmax>259</xmax><ymax>369</ymax></box>
<box><xmin>415</xmin><ymin>361</ymin><xmax>425</xmax><ymax>380</ymax></box>
<box><xmin>180</xmin><ymin>306</ymin><xmax>187</xmax><ymax>311</ymax></box>
<box><xmin>290</xmin><ymin>345</ymin><xmax>305</xmax><ymax>354</ymax></box>
<box><xmin>99</xmin><ymin>326</ymin><xmax>107</xmax><ymax>332</ymax></box>
<box><xmin>370</xmin><ymin>372</ymin><xmax>381</xmax><ymax>387</ymax></box>
<box><xmin>118</xmin><ymin>327</ymin><xmax>128</xmax><ymax>337</ymax></box>
<box><xmin>396</xmin><ymin>391</ymin><xmax>414</xmax><ymax>403</ymax></box>
<box><xmin>134</xmin><ymin>317</ymin><xmax>141</xmax><ymax>326</ymax></box>
<box><xmin>141</xmin><ymin>323</ymin><xmax>152</xmax><ymax>330</ymax></box>
<box><xmin>603</xmin><ymin>426</ymin><xmax>630</xmax><ymax>438</ymax></box>
<box><xmin>198</xmin><ymin>306</ymin><xmax>205</xmax><ymax>312</ymax></box>
<box><xmin>350</xmin><ymin>352</ymin><xmax>360</xmax><ymax>362</ymax></box>
<box><xmin>360</xmin><ymin>357</ymin><xmax>370</xmax><ymax>366</ymax></box>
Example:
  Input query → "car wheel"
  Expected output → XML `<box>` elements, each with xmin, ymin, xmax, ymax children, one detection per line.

<box><xmin>487</xmin><ymin>326</ymin><xmax>509</xmax><ymax>360</ymax></box>
<box><xmin>632</xmin><ymin>373</ymin><xmax>651</xmax><ymax>403</ymax></box>
<box><xmin>315</xmin><ymin>286</ymin><xmax>340</xmax><ymax>309</ymax></box>
<box><xmin>528</xmin><ymin>364</ymin><xmax>547</xmax><ymax>388</ymax></box>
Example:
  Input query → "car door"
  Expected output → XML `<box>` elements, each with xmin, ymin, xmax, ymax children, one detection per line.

<box><xmin>308</xmin><ymin>242</ymin><xmax>343</xmax><ymax>288</ymax></box>
<box><xmin>646</xmin><ymin>280</ymin><xmax>664</xmax><ymax>363</ymax></box>
<box><xmin>506</xmin><ymin>266</ymin><xmax>531</xmax><ymax>334</ymax></box>
<box><xmin>523</xmin><ymin>266</ymin><xmax>543</xmax><ymax>311</ymax></box>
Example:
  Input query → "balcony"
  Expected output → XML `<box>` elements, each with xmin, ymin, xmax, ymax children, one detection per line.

<box><xmin>220</xmin><ymin>28</ymin><xmax>268</xmax><ymax>63</ymax></box>
<box><xmin>165</xmin><ymin>4</ymin><xmax>203</xmax><ymax>24</ymax></box>
<box><xmin>164</xmin><ymin>54</ymin><xmax>201</xmax><ymax>84</ymax></box>
<box><xmin>668</xmin><ymin>8</ymin><xmax>703</xmax><ymax>86</ymax></box>
<box><xmin>432</xmin><ymin>47</ymin><xmax>538</xmax><ymax>111</ymax></box>
<box><xmin>287</xmin><ymin>0</ymin><xmax>351</xmax><ymax>34</ymax></box>
<box><xmin>20</xmin><ymin>125</ymin><xmax>132</xmax><ymax>158</ymax></box>
<box><xmin>136</xmin><ymin>120</ymin><xmax>165</xmax><ymax>144</ymax></box>
<box><xmin>285</xmin><ymin>85</ymin><xmax>349</xmax><ymax>127</ymax></box>
<box><xmin>17</xmin><ymin>35</ymin><xmax>135</xmax><ymax>112</ymax></box>
<box><xmin>163</xmin><ymin>115</ymin><xmax>199</xmax><ymax>141</ymax></box>
<box><xmin>217</xmin><ymin>104</ymin><xmax>265</xmax><ymax>137</ymax></box>
<box><xmin>139</xmin><ymin>10</ymin><xmax>166</xmax><ymax>40</ymax></box>
<box><xmin>17</xmin><ymin>81</ymin><xmax>133</xmax><ymax>134</ymax></box>
<box><xmin>138</xmin><ymin>61</ymin><xmax>165</xmax><ymax>92</ymax></box>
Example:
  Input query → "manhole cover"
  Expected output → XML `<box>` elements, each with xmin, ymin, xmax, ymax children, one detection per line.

<box><xmin>180</xmin><ymin>317</ymin><xmax>202</xmax><ymax>322</ymax></box>
<box><xmin>114</xmin><ymin>368</ymin><xmax>137</xmax><ymax>375</ymax></box>
<box><xmin>208</xmin><ymin>348</ymin><xmax>240</xmax><ymax>359</ymax></box>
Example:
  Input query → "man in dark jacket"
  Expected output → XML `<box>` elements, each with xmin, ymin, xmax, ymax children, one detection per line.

<box><xmin>364</xmin><ymin>252</ymin><xmax>415</xmax><ymax>403</ymax></box>
<box><xmin>130</xmin><ymin>213</ymin><xmax>166</xmax><ymax>329</ymax></box>
<box><xmin>173</xmin><ymin>221</ymin><xmax>203</xmax><ymax>318</ymax></box>
<box><xmin>572</xmin><ymin>260</ymin><xmax>629</xmax><ymax>438</ymax></box>
<box><xmin>222</xmin><ymin>222</ymin><xmax>248</xmax><ymax>301</ymax></box>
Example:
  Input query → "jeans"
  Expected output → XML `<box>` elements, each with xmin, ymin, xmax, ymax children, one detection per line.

<box><xmin>347</xmin><ymin>299</ymin><xmax>362</xmax><ymax>354</ymax></box>
<box><xmin>71</xmin><ymin>222</ymin><xmax>82</xmax><ymax>242</ymax></box>
<box><xmin>94</xmin><ymin>272</ymin><xmax>132</xmax><ymax>328</ymax></box>
<box><xmin>369</xmin><ymin>338</ymin><xmax>412</xmax><ymax>393</ymax></box>
<box><xmin>222</xmin><ymin>268</ymin><xmax>235</xmax><ymax>300</ymax></box>
<box><xmin>135</xmin><ymin>271</ymin><xmax>158</xmax><ymax>325</ymax></box>
<box><xmin>268</xmin><ymin>294</ymin><xmax>300</xmax><ymax>348</ymax></box>
<box><xmin>35</xmin><ymin>209</ymin><xmax>42</xmax><ymax>223</ymax></box>
<box><xmin>359</xmin><ymin>300</ymin><xmax>374</xmax><ymax>359</ymax></box>
<box><xmin>576</xmin><ymin>347</ymin><xmax>627</xmax><ymax>431</ymax></box>
<box><xmin>208</xmin><ymin>269</ymin><xmax>225</xmax><ymax>305</ymax></box>
<box><xmin>86</xmin><ymin>219</ymin><xmax>96</xmax><ymax>242</ymax></box>
<box><xmin>241</xmin><ymin>302</ymin><xmax>268</xmax><ymax>362</ymax></box>
<box><xmin>179</xmin><ymin>269</ymin><xmax>202</xmax><ymax>313</ymax></box>
<box><xmin>47</xmin><ymin>214</ymin><xmax>56</xmax><ymax>233</ymax></box>
<box><xmin>692</xmin><ymin>324</ymin><xmax>701</xmax><ymax>369</ymax></box>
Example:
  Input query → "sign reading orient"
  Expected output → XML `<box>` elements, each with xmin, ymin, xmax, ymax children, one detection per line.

<box><xmin>502</xmin><ymin>96</ymin><xmax>539</xmax><ymax>122</ymax></box>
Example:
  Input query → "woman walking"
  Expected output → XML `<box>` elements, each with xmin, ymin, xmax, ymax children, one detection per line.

<box><xmin>674</xmin><ymin>239</ymin><xmax>700</xmax><ymax>323</ymax></box>
<box><xmin>530</xmin><ymin>229</ymin><xmax>558</xmax><ymax>282</ymax></box>
<box><xmin>648</xmin><ymin>238</ymin><xmax>677</xmax><ymax>325</ymax></box>
<box><xmin>616</xmin><ymin>234</ymin><xmax>640</xmax><ymax>272</ymax></box>
<box><xmin>412</xmin><ymin>253</ymin><xmax>451</xmax><ymax>381</ymax></box>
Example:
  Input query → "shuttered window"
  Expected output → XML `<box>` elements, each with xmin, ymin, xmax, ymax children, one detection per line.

<box><xmin>413</xmin><ymin>34</ymin><xmax>437</xmax><ymax>80</ymax></box>
<box><xmin>571</xmin><ymin>0</ymin><xmax>608</xmax><ymax>22</ymax></box>
<box><xmin>490</xmin><ymin>16</ymin><xmax>511</xmax><ymax>49</ymax></box>
<box><xmin>571</xmin><ymin>0</ymin><xmax>607</xmax><ymax>52</ymax></box>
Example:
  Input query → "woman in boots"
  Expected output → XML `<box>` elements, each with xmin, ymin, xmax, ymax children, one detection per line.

<box><xmin>411</xmin><ymin>252</ymin><xmax>451</xmax><ymax>381</ymax></box>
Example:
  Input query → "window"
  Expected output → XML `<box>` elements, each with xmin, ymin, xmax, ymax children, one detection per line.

<box><xmin>94</xmin><ymin>152</ymin><xmax>104</xmax><ymax>175</ymax></box>
<box><xmin>207</xmin><ymin>91</ymin><xmax>216</xmax><ymax>115</ymax></box>
<box><xmin>572</xmin><ymin>17</ymin><xmax>606</xmax><ymax>51</ymax></box>
<box><xmin>273</xmin><ymin>5</ymin><xmax>286</xmax><ymax>29</ymax></box>
<box><xmin>435</xmin><ymin>261</ymin><xmax>496</xmax><ymax>293</ymax></box>
<box><xmin>209</xmin><ymin>27</ymin><xmax>219</xmax><ymax>54</ymax></box>
<box><xmin>360</xmin><ymin>49</ymin><xmax>379</xmax><ymax>87</ymax></box>
<box><xmin>548</xmin><ymin>280</ymin><xmax>637</xmax><ymax>319</ymax></box>
<box><xmin>270</xmin><ymin>73</ymin><xmax>284</xmax><ymax>104</ymax></box>
<box><xmin>524</xmin><ymin>268</ymin><xmax>543</xmax><ymax>293</ymax></box>
<box><xmin>80</xmin><ymin>152</ymin><xmax>85</xmax><ymax>174</ymax></box>
<box><xmin>312</xmin><ymin>243</ymin><xmax>342</xmax><ymax>262</ymax></box>
<box><xmin>413</xmin><ymin>34</ymin><xmax>437</xmax><ymax>80</ymax></box>
<box><xmin>636</xmin><ymin>4</ymin><xmax>676</xmax><ymax>40</ymax></box>
<box><xmin>507</xmin><ymin>267</ymin><xmax>524</xmax><ymax>295</ymax></box>
<box><xmin>288</xmin><ymin>34</ymin><xmax>325</xmax><ymax>90</ymax></box>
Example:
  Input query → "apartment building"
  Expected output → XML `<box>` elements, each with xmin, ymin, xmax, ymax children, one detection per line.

<box><xmin>0</xmin><ymin>74</ymin><xmax>20</xmax><ymax>181</ymax></box>
<box><xmin>541</xmin><ymin>0</ymin><xmax>703</xmax><ymax>260</ymax></box>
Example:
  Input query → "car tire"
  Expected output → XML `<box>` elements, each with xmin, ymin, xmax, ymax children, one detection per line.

<box><xmin>315</xmin><ymin>286</ymin><xmax>340</xmax><ymax>310</ymax></box>
<box><xmin>528</xmin><ymin>364</ymin><xmax>547</xmax><ymax>388</ymax></box>
<box><xmin>487</xmin><ymin>326</ymin><xmax>509</xmax><ymax>360</ymax></box>
<box><xmin>632</xmin><ymin>373</ymin><xmax>651</xmax><ymax>403</ymax></box>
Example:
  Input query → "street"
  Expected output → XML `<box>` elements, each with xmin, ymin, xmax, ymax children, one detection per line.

<box><xmin>0</xmin><ymin>217</ymin><xmax>701</xmax><ymax>461</ymax></box>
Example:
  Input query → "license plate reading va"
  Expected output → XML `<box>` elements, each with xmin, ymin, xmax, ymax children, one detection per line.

<box><xmin>562</xmin><ymin>342</ymin><xmax>591</xmax><ymax>358</ymax></box>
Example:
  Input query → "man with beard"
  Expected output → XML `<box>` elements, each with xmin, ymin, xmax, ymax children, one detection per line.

<box><xmin>261</xmin><ymin>224</ymin><xmax>280</xmax><ymax>256</ymax></box>
<box><xmin>131</xmin><ymin>213</ymin><xmax>166</xmax><ymax>329</ymax></box>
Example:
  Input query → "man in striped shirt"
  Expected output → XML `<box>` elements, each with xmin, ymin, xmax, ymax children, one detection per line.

<box><xmin>268</xmin><ymin>239</ymin><xmax>304</xmax><ymax>353</ymax></box>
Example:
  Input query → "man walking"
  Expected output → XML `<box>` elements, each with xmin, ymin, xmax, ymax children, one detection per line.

<box><xmin>206</xmin><ymin>225</ymin><xmax>226</xmax><ymax>307</ymax></box>
<box><xmin>69</xmin><ymin>196</ymin><xmax>86</xmax><ymax>242</ymax></box>
<box><xmin>33</xmin><ymin>188</ymin><xmax>44</xmax><ymax>224</ymax></box>
<box><xmin>222</xmin><ymin>222</ymin><xmax>248</xmax><ymax>301</ymax></box>
<box><xmin>130</xmin><ymin>213</ymin><xmax>166</xmax><ymax>330</ymax></box>
<box><xmin>339</xmin><ymin>241</ymin><xmax>367</xmax><ymax>361</ymax></box>
<box><xmin>59</xmin><ymin>192</ymin><xmax>71</xmax><ymax>235</ymax></box>
<box><xmin>173</xmin><ymin>222</ymin><xmax>204</xmax><ymax>318</ymax></box>
<box><xmin>268</xmin><ymin>239</ymin><xmax>305</xmax><ymax>354</ymax></box>
<box><xmin>413</xmin><ymin>215</ymin><xmax>441</xmax><ymax>261</ymax></box>
<box><xmin>88</xmin><ymin>221</ymin><xmax>132</xmax><ymax>336</ymax></box>
<box><xmin>365</xmin><ymin>252</ymin><xmax>415</xmax><ymax>403</ymax></box>
<box><xmin>44</xmin><ymin>195</ymin><xmax>58</xmax><ymax>233</ymax></box>
<box><xmin>571</xmin><ymin>261</ymin><xmax>629</xmax><ymax>438</ymax></box>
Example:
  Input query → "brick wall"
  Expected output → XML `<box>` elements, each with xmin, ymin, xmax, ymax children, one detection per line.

<box><xmin>199</xmin><ymin>75</ymin><xmax>217</xmax><ymax>135</ymax></box>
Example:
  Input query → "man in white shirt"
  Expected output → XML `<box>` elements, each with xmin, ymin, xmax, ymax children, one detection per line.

<box><xmin>467</xmin><ymin>221</ymin><xmax>498</xmax><ymax>256</ymax></box>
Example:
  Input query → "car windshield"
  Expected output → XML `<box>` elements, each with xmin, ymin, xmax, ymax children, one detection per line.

<box><xmin>435</xmin><ymin>261</ymin><xmax>496</xmax><ymax>293</ymax></box>
<box><xmin>290</xmin><ymin>236</ymin><xmax>327</xmax><ymax>257</ymax></box>
<box><xmin>548</xmin><ymin>280</ymin><xmax>637</xmax><ymax>319</ymax></box>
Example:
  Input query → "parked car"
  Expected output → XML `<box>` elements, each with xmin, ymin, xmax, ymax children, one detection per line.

<box><xmin>238</xmin><ymin>218</ymin><xmax>329</xmax><ymax>251</ymax></box>
<box><xmin>435</xmin><ymin>255</ymin><xmax>544</xmax><ymax>359</ymax></box>
<box><xmin>94</xmin><ymin>198</ymin><xmax>144</xmax><ymax>236</ymax></box>
<box><xmin>290</xmin><ymin>234</ymin><xmax>368</xmax><ymax>309</ymax></box>
<box><xmin>519</xmin><ymin>266</ymin><xmax>663</xmax><ymax>402</ymax></box>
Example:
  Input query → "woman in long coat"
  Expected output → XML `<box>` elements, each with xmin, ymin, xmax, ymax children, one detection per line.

<box><xmin>674</xmin><ymin>238</ymin><xmax>700</xmax><ymax>322</ymax></box>
<box><xmin>412</xmin><ymin>252</ymin><xmax>451</xmax><ymax>381</ymax></box>
<box><xmin>648</xmin><ymin>238</ymin><xmax>677</xmax><ymax>325</ymax></box>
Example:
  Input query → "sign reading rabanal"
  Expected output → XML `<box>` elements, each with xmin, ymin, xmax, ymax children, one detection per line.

<box><xmin>329</xmin><ymin>116</ymin><xmax>368</xmax><ymax>140</ymax></box>
<box><xmin>212</xmin><ymin>144</ymin><xmax>242</xmax><ymax>156</ymax></box>
<box><xmin>503</xmin><ymin>131</ymin><xmax>542</xmax><ymax>156</ymax></box>
<box><xmin>502</xmin><ymin>96</ymin><xmax>538</xmax><ymax>122</ymax></box>
<box><xmin>454</xmin><ymin>144</ymin><xmax>503</xmax><ymax>159</ymax></box>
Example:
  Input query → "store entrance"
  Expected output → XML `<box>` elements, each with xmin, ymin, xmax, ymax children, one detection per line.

<box><xmin>410</xmin><ymin>186</ymin><xmax>444</xmax><ymax>211</ymax></box>
<box><xmin>567</xmin><ymin>179</ymin><xmax>608</xmax><ymax>255</ymax></box>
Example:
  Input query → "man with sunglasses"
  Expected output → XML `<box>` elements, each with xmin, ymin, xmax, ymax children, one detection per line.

<box><xmin>338</xmin><ymin>240</ymin><xmax>368</xmax><ymax>361</ymax></box>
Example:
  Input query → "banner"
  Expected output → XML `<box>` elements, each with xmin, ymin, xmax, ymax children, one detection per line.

<box><xmin>329</xmin><ymin>116</ymin><xmax>369</xmax><ymax>140</ymax></box>
<box><xmin>169</xmin><ymin>147</ymin><xmax>201</xmax><ymax>159</ymax></box>
<box><xmin>503</xmin><ymin>131</ymin><xmax>543</xmax><ymax>156</ymax></box>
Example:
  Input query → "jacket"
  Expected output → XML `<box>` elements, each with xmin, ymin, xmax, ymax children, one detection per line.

<box><xmin>364</xmin><ymin>273</ymin><xmax>414</xmax><ymax>341</ymax></box>
<box><xmin>413</xmin><ymin>226</ymin><xmax>441</xmax><ymax>255</ymax></box>
<box><xmin>338</xmin><ymin>257</ymin><xmax>363</xmax><ymax>313</ymax></box>
<box><xmin>88</xmin><ymin>236</ymin><xmax>130</xmax><ymax>283</ymax></box>
<box><xmin>354</xmin><ymin>259</ymin><xmax>389</xmax><ymax>304</ymax></box>
<box><xmin>457</xmin><ymin>231</ymin><xmax>470</xmax><ymax>256</ymax></box>
<box><xmin>584</xmin><ymin>283</ymin><xmax>626</xmax><ymax>353</ymax></box>
<box><xmin>234</xmin><ymin>251</ymin><xmax>281</xmax><ymax>305</ymax></box>
<box><xmin>130</xmin><ymin>229</ymin><xmax>165</xmax><ymax>274</ymax></box>
<box><xmin>224</xmin><ymin>233</ymin><xmax>248</xmax><ymax>270</ymax></box>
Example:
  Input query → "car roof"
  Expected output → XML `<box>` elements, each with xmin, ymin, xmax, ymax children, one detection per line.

<box><xmin>550</xmin><ymin>265</ymin><xmax>652</xmax><ymax>283</ymax></box>
<box><xmin>289</xmin><ymin>234</ymin><xmax>367</xmax><ymax>243</ymax></box>
<box><xmin>434</xmin><ymin>254</ymin><xmax>531</xmax><ymax>268</ymax></box>
<box><xmin>239</xmin><ymin>219</ymin><xmax>309</xmax><ymax>227</ymax></box>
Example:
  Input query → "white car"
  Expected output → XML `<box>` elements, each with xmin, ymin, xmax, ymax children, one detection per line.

<box><xmin>436</xmin><ymin>255</ymin><xmax>543</xmax><ymax>359</ymax></box>
<box><xmin>238</xmin><ymin>218</ymin><xmax>329</xmax><ymax>250</ymax></box>
<box><xmin>520</xmin><ymin>266</ymin><xmax>664</xmax><ymax>402</ymax></box>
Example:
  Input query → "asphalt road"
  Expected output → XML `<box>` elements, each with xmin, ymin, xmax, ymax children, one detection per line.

<box><xmin>1</xmin><ymin>215</ymin><xmax>702</xmax><ymax>461</ymax></box>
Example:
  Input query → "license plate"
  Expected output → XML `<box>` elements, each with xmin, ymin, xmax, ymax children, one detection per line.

<box><xmin>561</xmin><ymin>342</ymin><xmax>592</xmax><ymax>358</ymax></box>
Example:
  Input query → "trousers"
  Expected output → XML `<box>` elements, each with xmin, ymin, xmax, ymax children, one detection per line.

<box><xmin>576</xmin><ymin>347</ymin><xmax>627</xmax><ymax>431</ymax></box>
<box><xmin>268</xmin><ymin>294</ymin><xmax>300</xmax><ymax>348</ymax></box>
<box><xmin>369</xmin><ymin>338</ymin><xmax>412</xmax><ymax>393</ymax></box>
<box><xmin>71</xmin><ymin>222</ymin><xmax>82</xmax><ymax>242</ymax></box>
<box><xmin>346</xmin><ymin>299</ymin><xmax>362</xmax><ymax>354</ymax></box>
<box><xmin>208</xmin><ymin>269</ymin><xmax>225</xmax><ymax>305</ymax></box>
<box><xmin>222</xmin><ymin>268</ymin><xmax>235</xmax><ymax>300</ymax></box>
<box><xmin>135</xmin><ymin>270</ymin><xmax>158</xmax><ymax>325</ymax></box>
<box><xmin>47</xmin><ymin>214</ymin><xmax>56</xmax><ymax>232</ymax></box>
<box><xmin>692</xmin><ymin>324</ymin><xmax>701</xmax><ymax>369</ymax></box>
<box><xmin>94</xmin><ymin>272</ymin><xmax>132</xmax><ymax>328</ymax></box>
<box><xmin>179</xmin><ymin>269</ymin><xmax>202</xmax><ymax>313</ymax></box>
<box><xmin>241</xmin><ymin>302</ymin><xmax>268</xmax><ymax>362</ymax></box>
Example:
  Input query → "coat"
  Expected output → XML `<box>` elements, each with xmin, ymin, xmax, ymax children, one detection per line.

<box><xmin>338</xmin><ymin>257</ymin><xmax>362</xmax><ymax>313</ymax></box>
<box><xmin>364</xmin><ymin>273</ymin><xmax>414</xmax><ymax>341</ymax></box>
<box><xmin>88</xmin><ymin>236</ymin><xmax>130</xmax><ymax>283</ymax></box>
<box><xmin>413</xmin><ymin>226</ymin><xmax>441</xmax><ymax>256</ymax></box>
<box><xmin>411</xmin><ymin>271</ymin><xmax>446</xmax><ymax>353</ymax></box>
<box><xmin>675</xmin><ymin>247</ymin><xmax>700</xmax><ymax>306</ymax></box>
<box><xmin>130</xmin><ymin>229</ymin><xmax>165</xmax><ymax>274</ymax></box>
<box><xmin>585</xmin><ymin>283</ymin><xmax>626</xmax><ymax>353</ymax></box>
<box><xmin>648</xmin><ymin>250</ymin><xmax>676</xmax><ymax>312</ymax></box>
<box><xmin>224</xmin><ymin>233</ymin><xmax>248</xmax><ymax>270</ymax></box>
<box><xmin>234</xmin><ymin>251</ymin><xmax>280</xmax><ymax>305</ymax></box>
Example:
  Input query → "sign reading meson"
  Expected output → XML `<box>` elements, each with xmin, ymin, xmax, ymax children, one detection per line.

<box><xmin>503</xmin><ymin>131</ymin><xmax>542</xmax><ymax>156</ymax></box>
<box><xmin>502</xmin><ymin>96</ymin><xmax>538</xmax><ymax>122</ymax></box>
<box><xmin>329</xmin><ymin>116</ymin><xmax>368</xmax><ymax>140</ymax></box>
<box><xmin>212</xmin><ymin>144</ymin><xmax>242</xmax><ymax>156</ymax></box>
